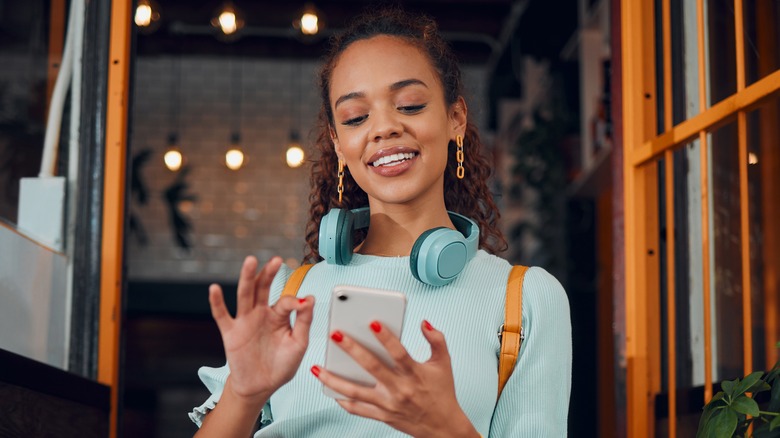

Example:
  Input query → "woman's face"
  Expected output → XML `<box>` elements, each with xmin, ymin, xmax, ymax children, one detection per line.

<box><xmin>328</xmin><ymin>35</ymin><xmax>466</xmax><ymax>211</ymax></box>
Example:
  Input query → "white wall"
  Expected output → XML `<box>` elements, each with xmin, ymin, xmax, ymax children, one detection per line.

<box><xmin>0</xmin><ymin>224</ymin><xmax>68</xmax><ymax>369</ymax></box>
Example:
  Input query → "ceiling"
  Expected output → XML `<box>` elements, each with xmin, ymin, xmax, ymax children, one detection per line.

<box><xmin>134</xmin><ymin>0</ymin><xmax>517</xmax><ymax>64</ymax></box>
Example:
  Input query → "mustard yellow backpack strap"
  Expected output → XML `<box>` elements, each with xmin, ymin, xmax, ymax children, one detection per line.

<box><xmin>281</xmin><ymin>264</ymin><xmax>314</xmax><ymax>297</ymax></box>
<box><xmin>498</xmin><ymin>265</ymin><xmax>529</xmax><ymax>398</ymax></box>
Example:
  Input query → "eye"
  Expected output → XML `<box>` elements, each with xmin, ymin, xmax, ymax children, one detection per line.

<box><xmin>398</xmin><ymin>104</ymin><xmax>426</xmax><ymax>114</ymax></box>
<box><xmin>342</xmin><ymin>114</ymin><xmax>368</xmax><ymax>126</ymax></box>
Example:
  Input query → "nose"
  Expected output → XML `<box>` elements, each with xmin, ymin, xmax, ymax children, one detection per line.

<box><xmin>370</xmin><ymin>108</ymin><xmax>403</xmax><ymax>141</ymax></box>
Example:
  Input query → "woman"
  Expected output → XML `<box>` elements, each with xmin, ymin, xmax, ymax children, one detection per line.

<box><xmin>190</xmin><ymin>8</ymin><xmax>571</xmax><ymax>437</ymax></box>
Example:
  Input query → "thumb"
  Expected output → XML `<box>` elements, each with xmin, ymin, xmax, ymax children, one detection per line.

<box><xmin>421</xmin><ymin>320</ymin><xmax>451</xmax><ymax>364</ymax></box>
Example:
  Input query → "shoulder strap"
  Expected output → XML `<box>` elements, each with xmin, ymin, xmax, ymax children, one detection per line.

<box><xmin>498</xmin><ymin>265</ymin><xmax>529</xmax><ymax>398</ymax></box>
<box><xmin>281</xmin><ymin>264</ymin><xmax>314</xmax><ymax>297</ymax></box>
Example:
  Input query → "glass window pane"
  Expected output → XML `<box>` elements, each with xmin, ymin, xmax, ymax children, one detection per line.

<box><xmin>747</xmin><ymin>97</ymin><xmax>780</xmax><ymax>370</ymax></box>
<box><xmin>744</xmin><ymin>0</ymin><xmax>780</xmax><ymax>86</ymax></box>
<box><xmin>671</xmin><ymin>0</ymin><xmax>703</xmax><ymax>124</ymax></box>
<box><xmin>0</xmin><ymin>0</ymin><xmax>49</xmax><ymax>226</ymax></box>
<box><xmin>708</xmin><ymin>119</ymin><xmax>744</xmax><ymax>380</ymax></box>
<box><xmin>706</xmin><ymin>0</ymin><xmax>738</xmax><ymax>106</ymax></box>
<box><xmin>657</xmin><ymin>140</ymin><xmax>715</xmax><ymax>436</ymax></box>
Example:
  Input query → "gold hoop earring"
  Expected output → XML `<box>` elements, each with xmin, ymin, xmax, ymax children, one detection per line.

<box><xmin>337</xmin><ymin>160</ymin><xmax>345</xmax><ymax>204</ymax></box>
<box><xmin>456</xmin><ymin>135</ymin><xmax>465</xmax><ymax>179</ymax></box>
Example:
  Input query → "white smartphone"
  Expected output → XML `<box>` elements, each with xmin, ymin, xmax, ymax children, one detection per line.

<box><xmin>323</xmin><ymin>284</ymin><xmax>407</xmax><ymax>399</ymax></box>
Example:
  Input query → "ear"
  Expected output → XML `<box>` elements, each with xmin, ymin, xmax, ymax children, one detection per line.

<box><xmin>329</xmin><ymin>126</ymin><xmax>344</xmax><ymax>161</ymax></box>
<box><xmin>448</xmin><ymin>97</ymin><xmax>468</xmax><ymax>140</ymax></box>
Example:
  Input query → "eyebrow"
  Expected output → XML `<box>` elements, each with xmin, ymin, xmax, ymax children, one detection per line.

<box><xmin>334</xmin><ymin>78</ymin><xmax>429</xmax><ymax>109</ymax></box>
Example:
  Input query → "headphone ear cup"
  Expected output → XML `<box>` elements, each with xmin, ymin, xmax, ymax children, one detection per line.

<box><xmin>318</xmin><ymin>209</ymin><xmax>354</xmax><ymax>265</ymax></box>
<box><xmin>410</xmin><ymin>227</ymin><xmax>468</xmax><ymax>286</ymax></box>
<box><xmin>409</xmin><ymin>227</ymin><xmax>443</xmax><ymax>283</ymax></box>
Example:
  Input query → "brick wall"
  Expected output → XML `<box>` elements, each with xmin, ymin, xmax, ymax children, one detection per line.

<box><xmin>126</xmin><ymin>55</ymin><xmax>487</xmax><ymax>282</ymax></box>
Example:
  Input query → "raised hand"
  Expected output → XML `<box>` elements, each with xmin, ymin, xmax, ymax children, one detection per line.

<box><xmin>209</xmin><ymin>256</ymin><xmax>315</xmax><ymax>404</ymax></box>
<box><xmin>311</xmin><ymin>320</ymin><xmax>480</xmax><ymax>438</ymax></box>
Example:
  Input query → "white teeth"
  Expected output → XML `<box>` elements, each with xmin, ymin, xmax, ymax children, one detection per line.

<box><xmin>372</xmin><ymin>152</ymin><xmax>416</xmax><ymax>167</ymax></box>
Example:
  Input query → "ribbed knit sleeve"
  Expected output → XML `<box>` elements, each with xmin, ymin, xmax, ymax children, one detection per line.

<box><xmin>489</xmin><ymin>266</ymin><xmax>572</xmax><ymax>437</ymax></box>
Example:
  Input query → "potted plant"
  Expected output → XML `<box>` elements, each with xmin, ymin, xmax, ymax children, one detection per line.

<box><xmin>697</xmin><ymin>343</ymin><xmax>780</xmax><ymax>437</ymax></box>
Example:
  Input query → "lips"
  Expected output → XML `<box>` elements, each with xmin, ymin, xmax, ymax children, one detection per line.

<box><xmin>366</xmin><ymin>147</ymin><xmax>419</xmax><ymax>177</ymax></box>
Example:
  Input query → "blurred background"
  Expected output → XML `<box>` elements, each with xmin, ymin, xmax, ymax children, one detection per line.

<box><xmin>3</xmin><ymin>0</ymin><xmax>778</xmax><ymax>437</ymax></box>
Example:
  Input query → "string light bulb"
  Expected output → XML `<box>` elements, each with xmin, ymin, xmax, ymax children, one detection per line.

<box><xmin>211</xmin><ymin>2</ymin><xmax>244</xmax><ymax>37</ymax></box>
<box><xmin>134</xmin><ymin>0</ymin><xmax>161</xmax><ymax>33</ymax></box>
<box><xmin>300</xmin><ymin>12</ymin><xmax>318</xmax><ymax>35</ymax></box>
<box><xmin>295</xmin><ymin>3</ymin><xmax>323</xmax><ymax>36</ymax></box>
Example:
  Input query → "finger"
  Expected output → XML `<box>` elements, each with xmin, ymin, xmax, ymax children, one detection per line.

<box><xmin>236</xmin><ymin>256</ymin><xmax>259</xmax><ymax>316</ymax></box>
<box><xmin>335</xmin><ymin>398</ymin><xmax>388</xmax><ymax>423</ymax></box>
<box><xmin>273</xmin><ymin>295</ymin><xmax>308</xmax><ymax>316</ymax></box>
<box><xmin>368</xmin><ymin>321</ymin><xmax>416</xmax><ymax>373</ymax></box>
<box><xmin>291</xmin><ymin>296</ymin><xmax>315</xmax><ymax>346</ymax></box>
<box><xmin>311</xmin><ymin>364</ymin><xmax>379</xmax><ymax>404</ymax></box>
<box><xmin>421</xmin><ymin>320</ymin><xmax>451</xmax><ymax>364</ymax></box>
<box><xmin>208</xmin><ymin>284</ymin><xmax>233</xmax><ymax>332</ymax></box>
<box><xmin>253</xmin><ymin>256</ymin><xmax>282</xmax><ymax>307</ymax></box>
<box><xmin>330</xmin><ymin>331</ymin><xmax>396</xmax><ymax>383</ymax></box>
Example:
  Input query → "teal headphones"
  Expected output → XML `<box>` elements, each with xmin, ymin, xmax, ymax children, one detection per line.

<box><xmin>318</xmin><ymin>207</ymin><xmax>479</xmax><ymax>287</ymax></box>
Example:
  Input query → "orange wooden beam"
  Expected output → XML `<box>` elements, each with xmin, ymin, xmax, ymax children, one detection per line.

<box><xmin>631</xmin><ymin>69</ymin><xmax>780</xmax><ymax>167</ymax></box>
<box><xmin>98</xmin><ymin>0</ymin><xmax>132</xmax><ymax>437</ymax></box>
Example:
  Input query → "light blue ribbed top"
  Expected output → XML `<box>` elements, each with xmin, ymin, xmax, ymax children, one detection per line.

<box><xmin>189</xmin><ymin>250</ymin><xmax>572</xmax><ymax>437</ymax></box>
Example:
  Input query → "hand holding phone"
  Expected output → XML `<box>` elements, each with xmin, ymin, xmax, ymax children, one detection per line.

<box><xmin>323</xmin><ymin>284</ymin><xmax>407</xmax><ymax>398</ymax></box>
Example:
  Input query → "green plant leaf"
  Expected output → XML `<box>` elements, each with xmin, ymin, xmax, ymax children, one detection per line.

<box><xmin>736</xmin><ymin>372</ymin><xmax>765</xmax><ymax>397</ymax></box>
<box><xmin>730</xmin><ymin>395</ymin><xmax>760</xmax><ymax>416</ymax></box>
<box><xmin>724</xmin><ymin>379</ymin><xmax>739</xmax><ymax>397</ymax></box>
<box><xmin>753</xmin><ymin>422</ymin><xmax>780</xmax><ymax>438</ymax></box>
<box><xmin>750</xmin><ymin>381</ymin><xmax>773</xmax><ymax>394</ymax></box>
<box><xmin>772</xmin><ymin>415</ymin><xmax>780</xmax><ymax>432</ymax></box>
<box><xmin>708</xmin><ymin>392</ymin><xmax>726</xmax><ymax>405</ymax></box>
<box><xmin>769</xmin><ymin>377</ymin><xmax>780</xmax><ymax>412</ymax></box>
<box><xmin>698</xmin><ymin>406</ymin><xmax>725</xmax><ymax>438</ymax></box>
<box><xmin>711</xmin><ymin>408</ymin><xmax>738</xmax><ymax>437</ymax></box>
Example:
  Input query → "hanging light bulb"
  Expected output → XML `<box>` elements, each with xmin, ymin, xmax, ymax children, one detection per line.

<box><xmin>295</xmin><ymin>3</ymin><xmax>323</xmax><ymax>36</ymax></box>
<box><xmin>134</xmin><ymin>0</ymin><xmax>161</xmax><ymax>33</ymax></box>
<box><xmin>286</xmin><ymin>130</ymin><xmax>305</xmax><ymax>168</ymax></box>
<box><xmin>164</xmin><ymin>149</ymin><xmax>183</xmax><ymax>171</ymax></box>
<box><xmin>225</xmin><ymin>149</ymin><xmax>244</xmax><ymax>170</ymax></box>
<box><xmin>748</xmin><ymin>152</ymin><xmax>759</xmax><ymax>165</ymax></box>
<box><xmin>225</xmin><ymin>133</ymin><xmax>244</xmax><ymax>170</ymax></box>
<box><xmin>211</xmin><ymin>2</ymin><xmax>244</xmax><ymax>37</ymax></box>
<box><xmin>286</xmin><ymin>146</ymin><xmax>305</xmax><ymax>168</ymax></box>
<box><xmin>164</xmin><ymin>133</ymin><xmax>183</xmax><ymax>172</ymax></box>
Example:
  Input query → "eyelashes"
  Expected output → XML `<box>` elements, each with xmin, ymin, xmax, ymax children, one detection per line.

<box><xmin>340</xmin><ymin>104</ymin><xmax>428</xmax><ymax>127</ymax></box>
<box><xmin>343</xmin><ymin>115</ymin><xmax>368</xmax><ymax>126</ymax></box>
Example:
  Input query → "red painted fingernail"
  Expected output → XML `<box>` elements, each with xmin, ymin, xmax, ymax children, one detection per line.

<box><xmin>298</xmin><ymin>298</ymin><xmax>306</xmax><ymax>304</ymax></box>
<box><xmin>310</xmin><ymin>365</ymin><xmax>320</xmax><ymax>377</ymax></box>
<box><xmin>370</xmin><ymin>321</ymin><xmax>382</xmax><ymax>333</ymax></box>
<box><xmin>331</xmin><ymin>331</ymin><xmax>343</xmax><ymax>343</ymax></box>
<box><xmin>423</xmin><ymin>320</ymin><xmax>434</xmax><ymax>331</ymax></box>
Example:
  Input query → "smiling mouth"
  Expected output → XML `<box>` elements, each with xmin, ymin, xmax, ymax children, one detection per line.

<box><xmin>370</xmin><ymin>152</ymin><xmax>418</xmax><ymax>168</ymax></box>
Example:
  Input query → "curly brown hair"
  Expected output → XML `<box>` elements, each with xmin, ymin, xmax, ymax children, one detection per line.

<box><xmin>303</xmin><ymin>8</ymin><xmax>507</xmax><ymax>263</ymax></box>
